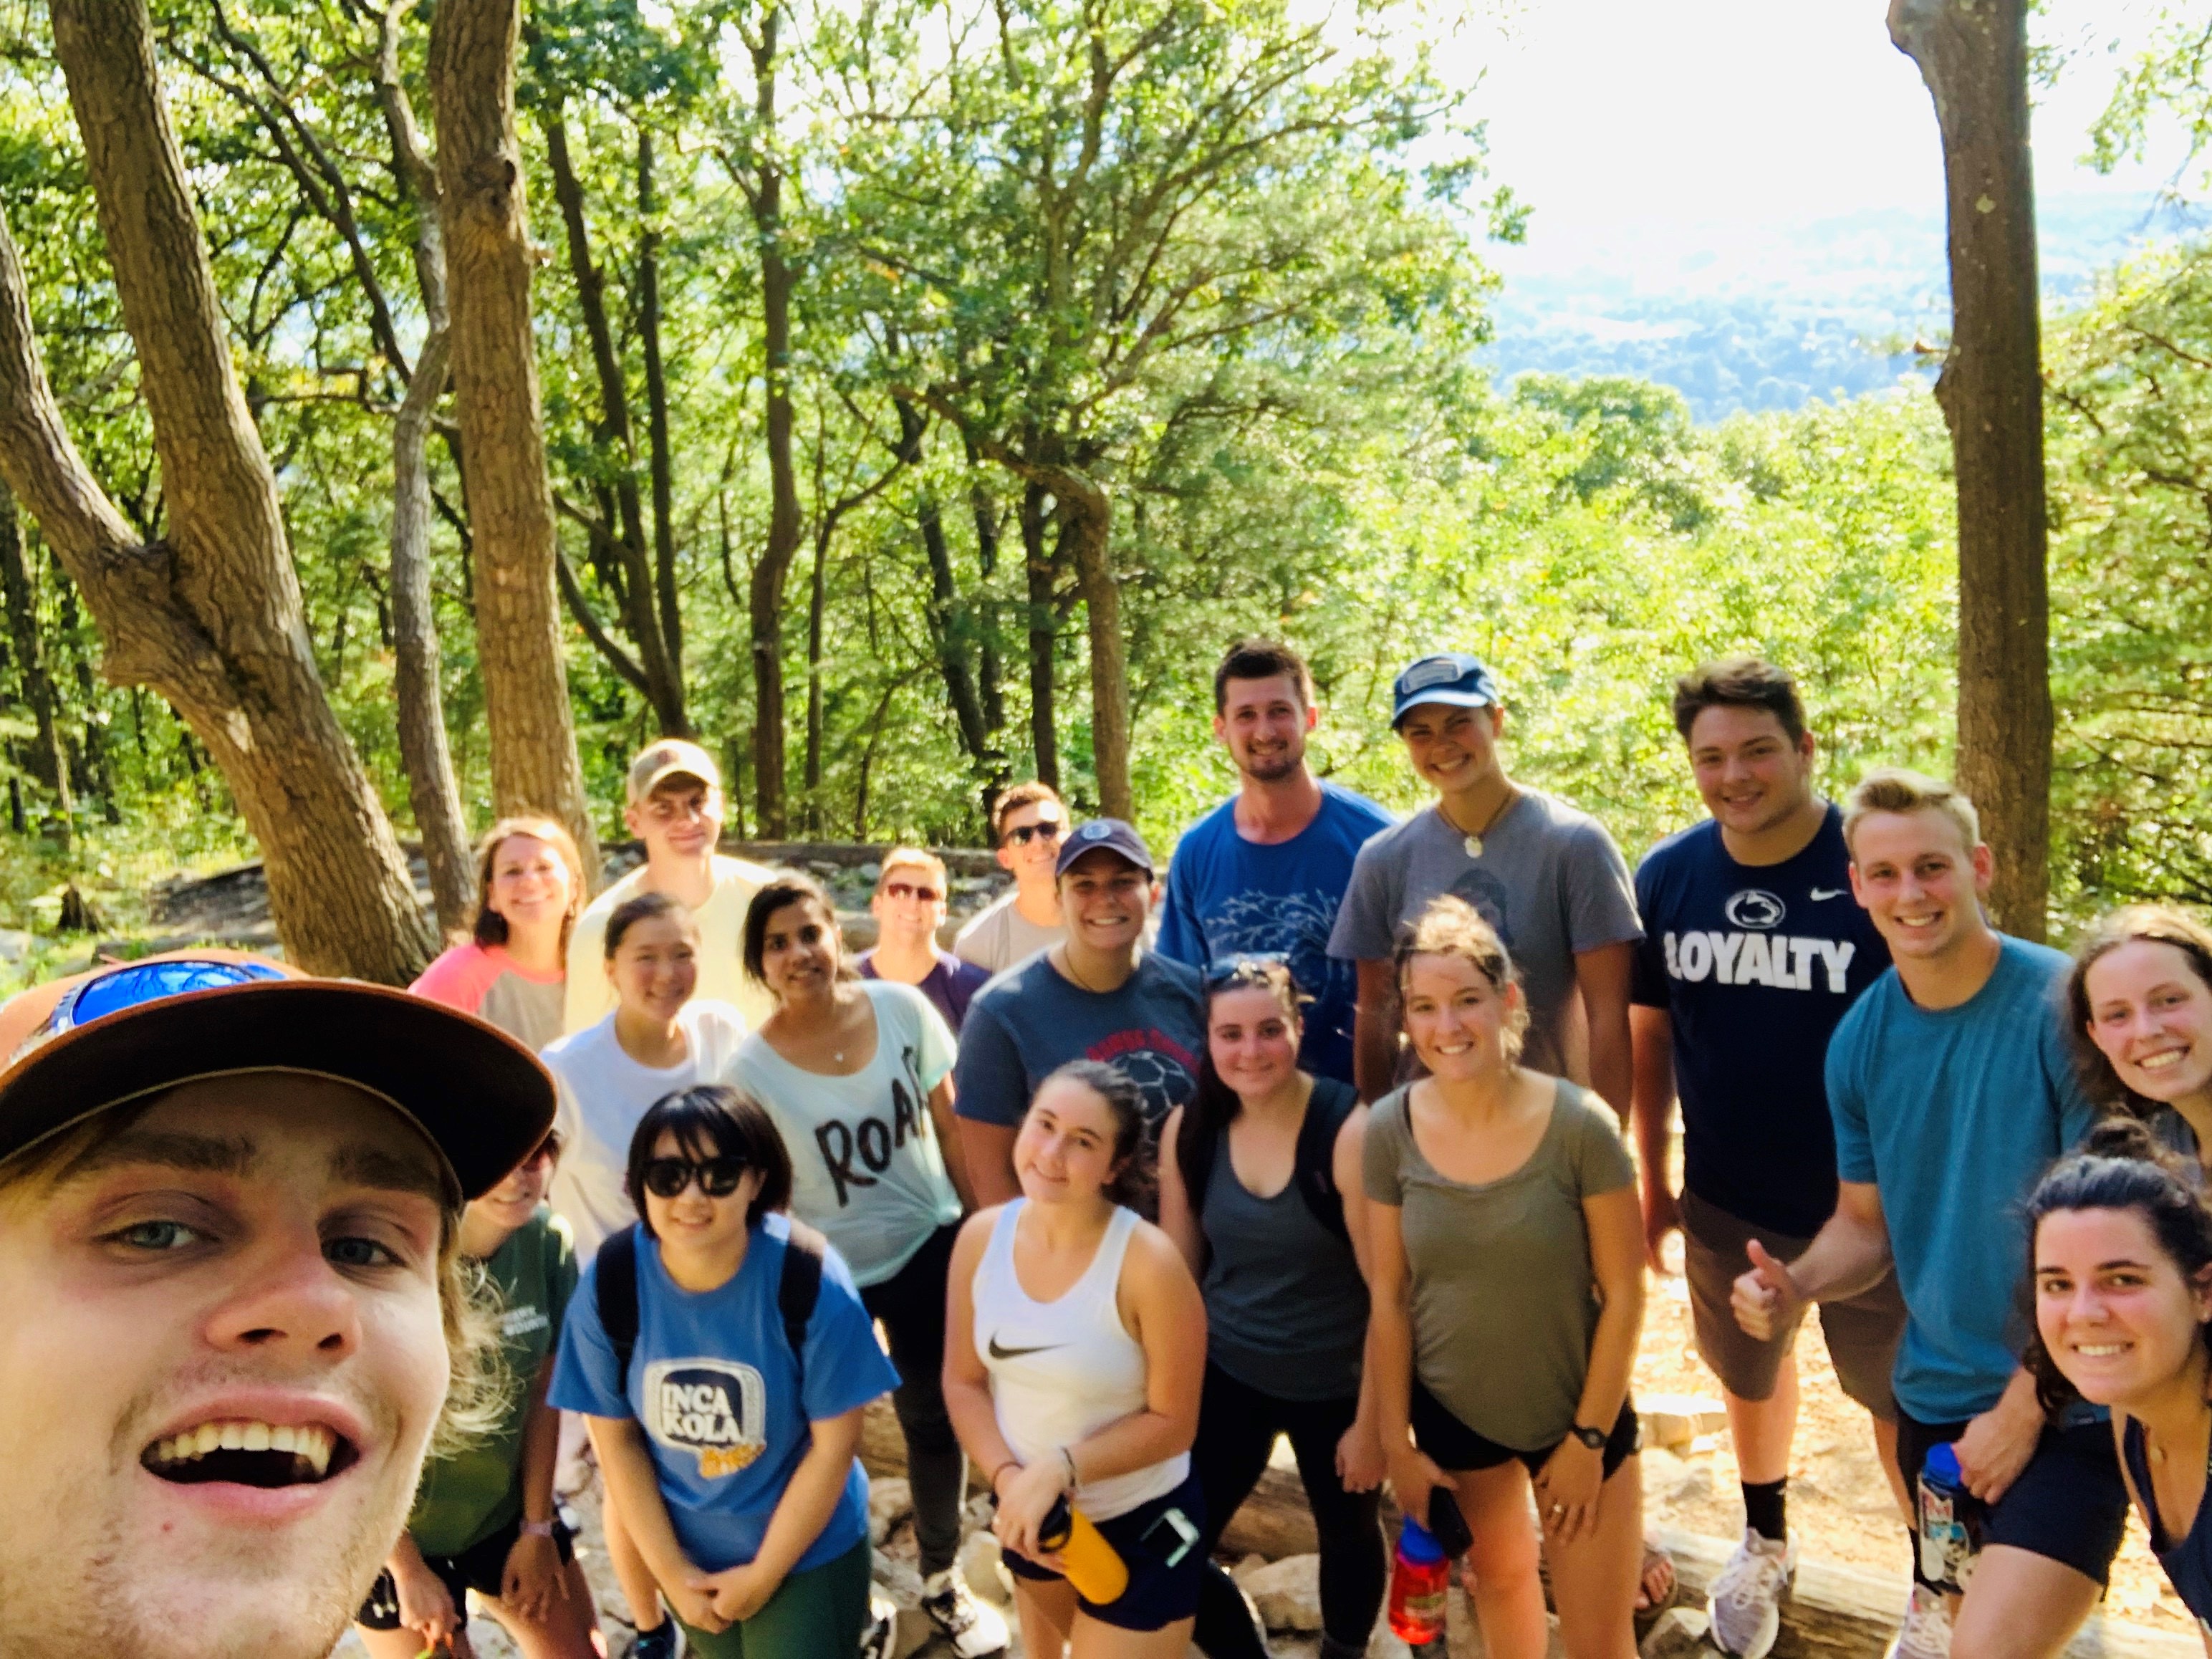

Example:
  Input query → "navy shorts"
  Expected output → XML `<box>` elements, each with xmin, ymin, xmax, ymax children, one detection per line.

<box><xmin>1411</xmin><ymin>1377</ymin><xmax>1641</xmax><ymax>1482</ymax></box>
<box><xmin>1001</xmin><ymin>1467</ymin><xmax>1207</xmax><ymax>1631</ymax></box>
<box><xmin>1894</xmin><ymin>1411</ymin><xmax>2127</xmax><ymax>1589</ymax></box>
<box><xmin>356</xmin><ymin>1512</ymin><xmax>575</xmax><ymax>1629</ymax></box>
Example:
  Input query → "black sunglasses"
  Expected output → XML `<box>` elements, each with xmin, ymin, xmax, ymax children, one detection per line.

<box><xmin>1005</xmin><ymin>820</ymin><xmax>1067</xmax><ymax>846</ymax></box>
<box><xmin>640</xmin><ymin>1155</ymin><xmax>748</xmax><ymax>1200</ymax></box>
<box><xmin>1203</xmin><ymin>951</ymin><xmax>1294</xmax><ymax>990</ymax></box>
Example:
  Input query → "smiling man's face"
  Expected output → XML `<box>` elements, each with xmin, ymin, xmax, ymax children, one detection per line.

<box><xmin>0</xmin><ymin>1072</ymin><xmax>453</xmax><ymax>1659</ymax></box>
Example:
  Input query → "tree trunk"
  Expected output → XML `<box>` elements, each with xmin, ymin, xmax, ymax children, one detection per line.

<box><xmin>0</xmin><ymin>481</ymin><xmax>72</xmax><ymax>845</ymax></box>
<box><xmin>428</xmin><ymin>0</ymin><xmax>601</xmax><ymax>881</ymax></box>
<box><xmin>392</xmin><ymin>328</ymin><xmax>475</xmax><ymax>935</ymax></box>
<box><xmin>1890</xmin><ymin>0</ymin><xmax>2051</xmax><ymax>937</ymax></box>
<box><xmin>991</xmin><ymin>451</ymin><xmax>1127</xmax><ymax>817</ymax></box>
<box><xmin>541</xmin><ymin>112</ymin><xmax>686</xmax><ymax>735</ymax></box>
<box><xmin>746</xmin><ymin>14</ymin><xmax>799</xmax><ymax>838</ymax></box>
<box><xmin>1</xmin><ymin>4</ymin><xmax>435</xmax><ymax>979</ymax></box>
<box><xmin>1020</xmin><ymin>481</ymin><xmax>1058</xmax><ymax>789</ymax></box>
<box><xmin>802</xmin><ymin>512</ymin><xmax>827</xmax><ymax>835</ymax></box>
<box><xmin>638</xmin><ymin>129</ymin><xmax>685</xmax><ymax>695</ymax></box>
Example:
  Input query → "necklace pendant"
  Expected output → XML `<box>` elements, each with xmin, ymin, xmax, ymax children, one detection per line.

<box><xmin>1463</xmin><ymin>834</ymin><xmax>1484</xmax><ymax>859</ymax></box>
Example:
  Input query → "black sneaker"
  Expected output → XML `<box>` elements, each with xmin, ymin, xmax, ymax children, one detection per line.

<box><xmin>632</xmin><ymin>1620</ymin><xmax>683</xmax><ymax>1659</ymax></box>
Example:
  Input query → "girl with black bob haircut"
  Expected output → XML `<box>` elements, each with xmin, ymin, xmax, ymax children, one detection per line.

<box><xmin>1157</xmin><ymin>956</ymin><xmax>1385</xmax><ymax>1659</ymax></box>
<box><xmin>623</xmin><ymin>1084</ymin><xmax>793</xmax><ymax>1234</ymax></box>
<box><xmin>2024</xmin><ymin>1116</ymin><xmax>2212</xmax><ymax>1645</ymax></box>
<box><xmin>549</xmin><ymin>1084</ymin><xmax>897</xmax><ymax>1659</ymax></box>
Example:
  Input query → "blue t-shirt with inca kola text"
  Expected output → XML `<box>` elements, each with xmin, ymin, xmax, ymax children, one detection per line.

<box><xmin>551</xmin><ymin>1213</ymin><xmax>898</xmax><ymax>1573</ymax></box>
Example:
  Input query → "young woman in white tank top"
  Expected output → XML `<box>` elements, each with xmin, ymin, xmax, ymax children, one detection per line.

<box><xmin>943</xmin><ymin>1061</ymin><xmax>1208</xmax><ymax>1657</ymax></box>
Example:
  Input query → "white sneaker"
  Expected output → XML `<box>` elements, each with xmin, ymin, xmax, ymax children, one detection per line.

<box><xmin>860</xmin><ymin>1592</ymin><xmax>897</xmax><ymax>1659</ymax></box>
<box><xmin>920</xmin><ymin>1564</ymin><xmax>1010</xmax><ymax>1658</ymax></box>
<box><xmin>1885</xmin><ymin>1583</ymin><xmax>1955</xmax><ymax>1659</ymax></box>
<box><xmin>1705</xmin><ymin>1528</ymin><xmax>1797</xmax><ymax>1658</ymax></box>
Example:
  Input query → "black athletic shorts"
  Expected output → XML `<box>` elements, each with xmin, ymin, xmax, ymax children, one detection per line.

<box><xmin>356</xmin><ymin>1511</ymin><xmax>576</xmax><ymax>1630</ymax></box>
<box><xmin>1893</xmin><ymin>1410</ymin><xmax>2127</xmax><ymax>1589</ymax></box>
<box><xmin>1410</xmin><ymin>1377</ymin><xmax>1641</xmax><ymax>1482</ymax></box>
<box><xmin>1001</xmin><ymin>1467</ymin><xmax>1207</xmax><ymax>1632</ymax></box>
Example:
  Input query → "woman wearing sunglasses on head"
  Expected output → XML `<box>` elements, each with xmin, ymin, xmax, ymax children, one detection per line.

<box><xmin>2025</xmin><ymin>1118</ymin><xmax>2212</xmax><ymax>1653</ymax></box>
<box><xmin>1367</xmin><ymin>897</ymin><xmax>1647</xmax><ymax>1659</ymax></box>
<box><xmin>943</xmin><ymin>1061</ymin><xmax>1208</xmax><ymax>1658</ymax></box>
<box><xmin>731</xmin><ymin>875</ymin><xmax>1006</xmax><ymax>1658</ymax></box>
<box><xmin>552</xmin><ymin>1087</ymin><xmax>899</xmax><ymax>1658</ymax></box>
<box><xmin>539</xmin><ymin>890</ymin><xmax>749</xmax><ymax>1657</ymax></box>
<box><xmin>1157</xmin><ymin>956</ymin><xmax>1385</xmax><ymax>1659</ymax></box>
<box><xmin>353</xmin><ymin>1130</ymin><xmax>601</xmax><ymax>1659</ymax></box>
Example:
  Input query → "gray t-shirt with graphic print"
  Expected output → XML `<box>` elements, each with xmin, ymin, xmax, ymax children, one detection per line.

<box><xmin>1326</xmin><ymin>787</ymin><xmax>1641</xmax><ymax>1075</ymax></box>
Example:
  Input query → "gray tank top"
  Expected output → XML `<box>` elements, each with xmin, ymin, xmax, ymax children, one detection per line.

<box><xmin>1199</xmin><ymin>1118</ymin><xmax>1369</xmax><ymax>1401</ymax></box>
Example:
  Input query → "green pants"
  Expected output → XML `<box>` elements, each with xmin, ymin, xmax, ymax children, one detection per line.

<box><xmin>676</xmin><ymin>1535</ymin><xmax>872</xmax><ymax>1659</ymax></box>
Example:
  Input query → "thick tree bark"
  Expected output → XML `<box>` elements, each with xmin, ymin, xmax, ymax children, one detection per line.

<box><xmin>894</xmin><ymin>398</ymin><xmax>994</xmax><ymax>774</ymax></box>
<box><xmin>429</xmin><ymin>0</ymin><xmax>601</xmax><ymax>880</ymax></box>
<box><xmin>0</xmin><ymin>481</ymin><xmax>73</xmax><ymax>845</ymax></box>
<box><xmin>541</xmin><ymin>113</ymin><xmax>687</xmax><ymax>734</ymax></box>
<box><xmin>744</xmin><ymin>14</ymin><xmax>800</xmax><ymax>839</ymax></box>
<box><xmin>392</xmin><ymin>329</ymin><xmax>474</xmax><ymax>934</ymax></box>
<box><xmin>4</xmin><ymin>0</ymin><xmax>434</xmax><ymax>979</ymax></box>
<box><xmin>1891</xmin><ymin>0</ymin><xmax>2052</xmax><ymax>936</ymax></box>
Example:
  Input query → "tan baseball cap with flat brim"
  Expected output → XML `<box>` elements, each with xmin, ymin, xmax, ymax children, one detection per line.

<box><xmin>0</xmin><ymin>959</ymin><xmax>555</xmax><ymax>1201</ymax></box>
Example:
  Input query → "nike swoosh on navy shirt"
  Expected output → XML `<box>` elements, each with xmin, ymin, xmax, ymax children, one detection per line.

<box><xmin>1809</xmin><ymin>888</ymin><xmax>1847</xmax><ymax>900</ymax></box>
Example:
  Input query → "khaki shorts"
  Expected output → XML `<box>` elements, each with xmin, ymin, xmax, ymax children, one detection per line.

<box><xmin>1680</xmin><ymin>1188</ymin><xmax>1905</xmax><ymax>1421</ymax></box>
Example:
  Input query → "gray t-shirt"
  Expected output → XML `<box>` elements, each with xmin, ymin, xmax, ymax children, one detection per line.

<box><xmin>1326</xmin><ymin>789</ymin><xmax>1642</xmax><ymax>1074</ymax></box>
<box><xmin>1362</xmin><ymin>1078</ymin><xmax>1635</xmax><ymax>1451</ymax></box>
<box><xmin>953</xmin><ymin>890</ymin><xmax>1067</xmax><ymax>974</ymax></box>
<box><xmin>951</xmin><ymin>951</ymin><xmax>1206</xmax><ymax>1129</ymax></box>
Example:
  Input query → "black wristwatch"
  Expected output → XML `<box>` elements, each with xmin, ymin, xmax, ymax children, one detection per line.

<box><xmin>1569</xmin><ymin>1423</ymin><xmax>1608</xmax><ymax>1451</ymax></box>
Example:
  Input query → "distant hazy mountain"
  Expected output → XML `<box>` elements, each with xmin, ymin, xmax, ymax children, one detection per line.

<box><xmin>1481</xmin><ymin>192</ymin><xmax>2201</xmax><ymax>420</ymax></box>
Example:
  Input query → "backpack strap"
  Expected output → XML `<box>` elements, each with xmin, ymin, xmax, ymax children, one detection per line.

<box><xmin>595</xmin><ymin>1223</ymin><xmax>643</xmax><ymax>1381</ymax></box>
<box><xmin>777</xmin><ymin>1219</ymin><xmax>827</xmax><ymax>1378</ymax></box>
<box><xmin>1294</xmin><ymin>1077</ymin><xmax>1360</xmax><ymax>1244</ymax></box>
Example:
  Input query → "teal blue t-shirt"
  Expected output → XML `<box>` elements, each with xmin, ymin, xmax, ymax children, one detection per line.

<box><xmin>1827</xmin><ymin>935</ymin><xmax>2096</xmax><ymax>1423</ymax></box>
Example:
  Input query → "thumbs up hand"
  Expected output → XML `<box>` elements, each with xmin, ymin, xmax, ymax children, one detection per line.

<box><xmin>1730</xmin><ymin>1239</ymin><xmax>1804</xmax><ymax>1342</ymax></box>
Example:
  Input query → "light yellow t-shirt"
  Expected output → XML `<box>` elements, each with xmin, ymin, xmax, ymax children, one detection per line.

<box><xmin>562</xmin><ymin>852</ymin><xmax>779</xmax><ymax>1032</ymax></box>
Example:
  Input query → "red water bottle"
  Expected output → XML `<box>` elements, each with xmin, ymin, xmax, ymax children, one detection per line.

<box><xmin>1388</xmin><ymin>1516</ymin><xmax>1449</xmax><ymax>1646</ymax></box>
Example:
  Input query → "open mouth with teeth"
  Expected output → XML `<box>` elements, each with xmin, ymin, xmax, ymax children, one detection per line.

<box><xmin>143</xmin><ymin>1420</ymin><xmax>355</xmax><ymax>1489</ymax></box>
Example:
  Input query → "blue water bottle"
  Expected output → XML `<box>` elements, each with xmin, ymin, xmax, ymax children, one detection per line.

<box><xmin>1916</xmin><ymin>1443</ymin><xmax>1981</xmax><ymax>1592</ymax></box>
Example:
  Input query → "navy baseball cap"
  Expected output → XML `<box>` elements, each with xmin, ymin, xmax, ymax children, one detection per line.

<box><xmin>1390</xmin><ymin>653</ymin><xmax>1501</xmax><ymax>730</ymax></box>
<box><xmin>0</xmin><ymin>953</ymin><xmax>557</xmax><ymax>1201</ymax></box>
<box><xmin>1054</xmin><ymin>818</ymin><xmax>1157</xmax><ymax>879</ymax></box>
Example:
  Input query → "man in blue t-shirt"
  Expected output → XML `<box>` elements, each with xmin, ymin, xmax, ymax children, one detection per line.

<box><xmin>1156</xmin><ymin>638</ymin><xmax>1395</xmax><ymax>1084</ymax></box>
<box><xmin>1631</xmin><ymin>660</ymin><xmax>1903</xmax><ymax>1657</ymax></box>
<box><xmin>1733</xmin><ymin>770</ymin><xmax>2125</xmax><ymax>1659</ymax></box>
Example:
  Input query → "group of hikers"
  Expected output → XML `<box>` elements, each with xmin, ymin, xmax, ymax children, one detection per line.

<box><xmin>8</xmin><ymin>643</ymin><xmax>2212</xmax><ymax>1659</ymax></box>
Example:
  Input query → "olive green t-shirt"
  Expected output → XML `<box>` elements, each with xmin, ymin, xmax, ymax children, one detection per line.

<box><xmin>1363</xmin><ymin>1078</ymin><xmax>1633</xmax><ymax>1452</ymax></box>
<box><xmin>409</xmin><ymin>1207</ymin><xmax>579</xmax><ymax>1558</ymax></box>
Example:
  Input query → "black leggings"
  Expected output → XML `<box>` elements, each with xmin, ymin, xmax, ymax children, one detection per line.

<box><xmin>860</xmin><ymin>1221</ymin><xmax>967</xmax><ymax>1577</ymax></box>
<box><xmin>1190</xmin><ymin>1362</ymin><xmax>1385</xmax><ymax>1658</ymax></box>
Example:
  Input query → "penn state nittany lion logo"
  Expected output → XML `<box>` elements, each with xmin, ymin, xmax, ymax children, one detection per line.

<box><xmin>643</xmin><ymin>1359</ymin><xmax>767</xmax><ymax>1478</ymax></box>
<box><xmin>1723</xmin><ymin>889</ymin><xmax>1786</xmax><ymax>931</ymax></box>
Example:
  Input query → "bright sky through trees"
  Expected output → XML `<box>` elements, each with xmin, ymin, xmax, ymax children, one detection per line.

<box><xmin>1456</xmin><ymin>0</ymin><xmax>2178</xmax><ymax>282</ymax></box>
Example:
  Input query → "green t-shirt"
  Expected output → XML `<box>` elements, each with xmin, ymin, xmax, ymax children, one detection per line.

<box><xmin>409</xmin><ymin>1206</ymin><xmax>579</xmax><ymax>1558</ymax></box>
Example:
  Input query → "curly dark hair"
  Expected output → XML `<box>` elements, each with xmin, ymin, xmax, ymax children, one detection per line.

<box><xmin>2019</xmin><ymin>1115</ymin><xmax>2212</xmax><ymax>1418</ymax></box>
<box><xmin>1033</xmin><ymin>1059</ymin><xmax>1155</xmax><ymax>1212</ymax></box>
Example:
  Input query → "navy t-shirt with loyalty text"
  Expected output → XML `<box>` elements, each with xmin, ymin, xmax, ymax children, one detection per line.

<box><xmin>1631</xmin><ymin>804</ymin><xmax>1890</xmax><ymax>1237</ymax></box>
